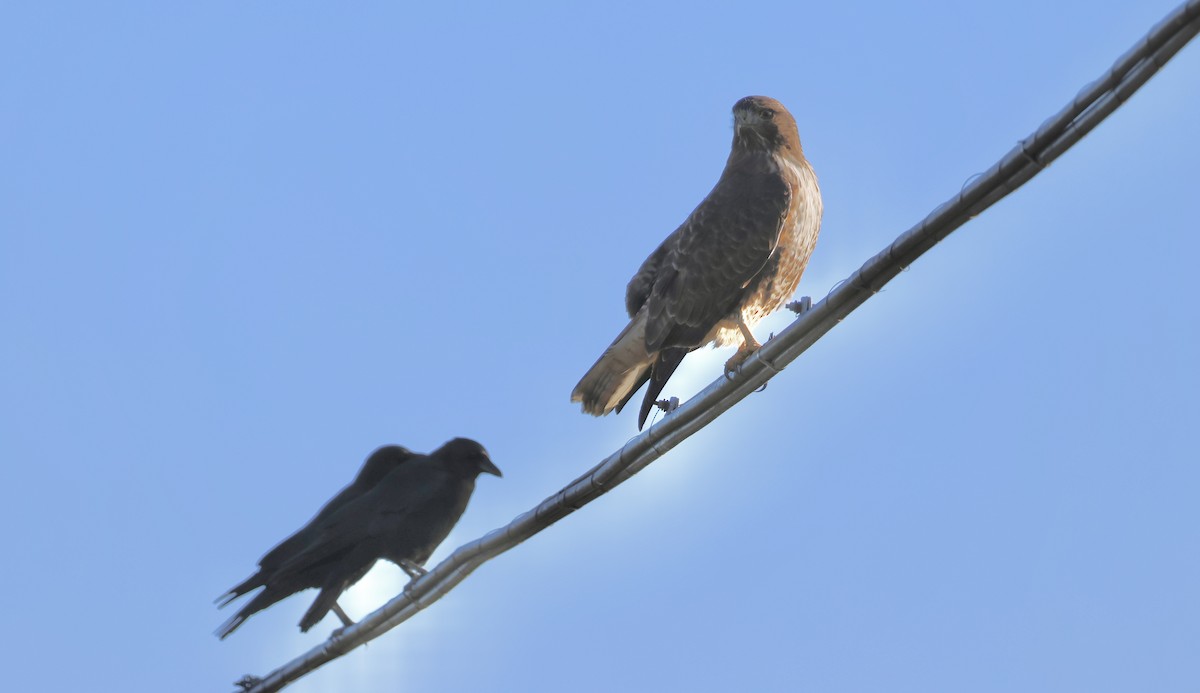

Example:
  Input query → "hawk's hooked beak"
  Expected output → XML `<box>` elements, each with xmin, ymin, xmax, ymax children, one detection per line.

<box><xmin>733</xmin><ymin>112</ymin><xmax>759</xmax><ymax>140</ymax></box>
<box><xmin>480</xmin><ymin>457</ymin><xmax>502</xmax><ymax>478</ymax></box>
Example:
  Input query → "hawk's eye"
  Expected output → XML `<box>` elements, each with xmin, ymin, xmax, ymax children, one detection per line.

<box><xmin>760</xmin><ymin>108</ymin><xmax>775</xmax><ymax>119</ymax></box>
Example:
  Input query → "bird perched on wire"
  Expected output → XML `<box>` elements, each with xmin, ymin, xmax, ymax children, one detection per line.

<box><xmin>215</xmin><ymin>439</ymin><xmax>501</xmax><ymax>639</ymax></box>
<box><xmin>572</xmin><ymin>95</ymin><xmax>823</xmax><ymax>429</ymax></box>
<box><xmin>215</xmin><ymin>445</ymin><xmax>415</xmax><ymax>629</ymax></box>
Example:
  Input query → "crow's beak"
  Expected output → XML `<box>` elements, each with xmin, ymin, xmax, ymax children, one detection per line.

<box><xmin>480</xmin><ymin>458</ymin><xmax>502</xmax><ymax>478</ymax></box>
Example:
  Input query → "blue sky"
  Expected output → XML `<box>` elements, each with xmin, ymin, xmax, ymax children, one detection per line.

<box><xmin>2</xmin><ymin>2</ymin><xmax>1198</xmax><ymax>692</ymax></box>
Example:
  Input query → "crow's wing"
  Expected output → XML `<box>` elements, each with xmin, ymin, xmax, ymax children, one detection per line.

<box><xmin>256</xmin><ymin>446</ymin><xmax>416</xmax><ymax>571</ymax></box>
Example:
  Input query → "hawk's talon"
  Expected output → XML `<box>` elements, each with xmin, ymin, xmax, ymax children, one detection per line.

<box><xmin>724</xmin><ymin>346</ymin><xmax>756</xmax><ymax>379</ymax></box>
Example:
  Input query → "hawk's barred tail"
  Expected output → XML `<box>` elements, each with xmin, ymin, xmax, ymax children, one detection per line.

<box><xmin>571</xmin><ymin>311</ymin><xmax>654</xmax><ymax>417</ymax></box>
<box><xmin>612</xmin><ymin>368</ymin><xmax>650</xmax><ymax>416</ymax></box>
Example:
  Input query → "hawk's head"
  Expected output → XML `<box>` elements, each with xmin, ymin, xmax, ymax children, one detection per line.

<box><xmin>732</xmin><ymin>96</ymin><xmax>803</xmax><ymax>157</ymax></box>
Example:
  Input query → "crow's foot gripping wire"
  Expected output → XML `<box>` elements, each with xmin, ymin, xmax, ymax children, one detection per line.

<box><xmin>399</xmin><ymin>560</ymin><xmax>427</xmax><ymax>579</ymax></box>
<box><xmin>331</xmin><ymin>602</ymin><xmax>355</xmax><ymax>628</ymax></box>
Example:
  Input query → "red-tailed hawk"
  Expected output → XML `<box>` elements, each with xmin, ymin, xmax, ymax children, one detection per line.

<box><xmin>572</xmin><ymin>96</ymin><xmax>822</xmax><ymax>429</ymax></box>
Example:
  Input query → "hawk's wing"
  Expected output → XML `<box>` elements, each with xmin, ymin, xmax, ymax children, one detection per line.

<box><xmin>625</xmin><ymin>238</ymin><xmax>671</xmax><ymax>318</ymax></box>
<box><xmin>643</xmin><ymin>169</ymin><xmax>792</xmax><ymax>352</ymax></box>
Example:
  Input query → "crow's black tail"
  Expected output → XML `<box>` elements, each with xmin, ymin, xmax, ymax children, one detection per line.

<box><xmin>298</xmin><ymin>582</ymin><xmax>344</xmax><ymax>633</ymax></box>
<box><xmin>215</xmin><ymin>571</ymin><xmax>265</xmax><ymax>609</ymax></box>
<box><xmin>215</xmin><ymin>586</ymin><xmax>289</xmax><ymax>639</ymax></box>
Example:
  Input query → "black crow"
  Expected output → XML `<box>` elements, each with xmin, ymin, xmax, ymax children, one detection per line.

<box><xmin>216</xmin><ymin>438</ymin><xmax>501</xmax><ymax>638</ymax></box>
<box><xmin>216</xmin><ymin>445</ymin><xmax>415</xmax><ymax>614</ymax></box>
